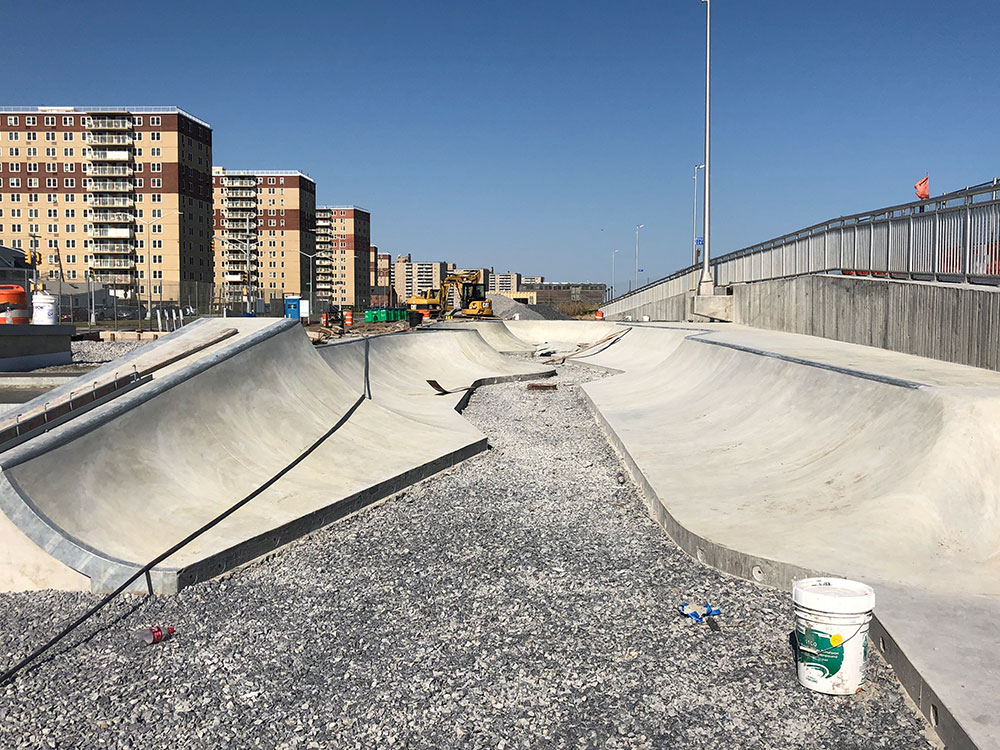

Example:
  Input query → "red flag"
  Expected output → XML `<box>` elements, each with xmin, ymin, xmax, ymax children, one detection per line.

<box><xmin>915</xmin><ymin>173</ymin><xmax>929</xmax><ymax>200</ymax></box>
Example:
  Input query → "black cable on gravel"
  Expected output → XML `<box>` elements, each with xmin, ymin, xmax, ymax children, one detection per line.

<box><xmin>0</xmin><ymin>362</ymin><xmax>936</xmax><ymax>749</ymax></box>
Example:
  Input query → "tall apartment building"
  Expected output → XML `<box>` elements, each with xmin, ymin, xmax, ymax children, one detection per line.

<box><xmin>0</xmin><ymin>106</ymin><xmax>214</xmax><ymax>306</ymax></box>
<box><xmin>489</xmin><ymin>272</ymin><xmax>521</xmax><ymax>293</ymax></box>
<box><xmin>212</xmin><ymin>168</ymin><xmax>315</xmax><ymax>311</ymax></box>
<box><xmin>314</xmin><ymin>205</ymin><xmax>370</xmax><ymax>310</ymax></box>
<box><xmin>522</xmin><ymin>275</ymin><xmax>545</xmax><ymax>284</ymax></box>
<box><xmin>392</xmin><ymin>254</ymin><xmax>448</xmax><ymax>302</ymax></box>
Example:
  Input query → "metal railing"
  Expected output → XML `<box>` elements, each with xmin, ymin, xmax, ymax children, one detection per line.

<box><xmin>606</xmin><ymin>179</ymin><xmax>1000</xmax><ymax>312</ymax></box>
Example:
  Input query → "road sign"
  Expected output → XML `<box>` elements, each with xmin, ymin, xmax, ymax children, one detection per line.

<box><xmin>696</xmin><ymin>237</ymin><xmax>704</xmax><ymax>246</ymax></box>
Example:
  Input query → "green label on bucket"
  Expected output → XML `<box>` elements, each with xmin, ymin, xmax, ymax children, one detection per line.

<box><xmin>796</xmin><ymin>625</ymin><xmax>844</xmax><ymax>678</ymax></box>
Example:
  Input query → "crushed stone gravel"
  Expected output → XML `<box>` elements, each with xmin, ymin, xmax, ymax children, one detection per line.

<box><xmin>0</xmin><ymin>362</ymin><xmax>937</xmax><ymax>749</ymax></box>
<box><xmin>71</xmin><ymin>340</ymin><xmax>149</xmax><ymax>366</ymax></box>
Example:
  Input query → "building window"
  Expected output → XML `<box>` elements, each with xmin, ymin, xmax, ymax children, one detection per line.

<box><xmin>28</xmin><ymin>116</ymin><xmax>38</xmax><ymax>126</ymax></box>
<box><xmin>63</xmin><ymin>132</ymin><xmax>73</xmax><ymax>141</ymax></box>
<box><xmin>6</xmin><ymin>117</ymin><xmax>17</xmax><ymax>126</ymax></box>
<box><xmin>150</xmin><ymin>148</ymin><xmax>161</xmax><ymax>157</ymax></box>
<box><xmin>133</xmin><ymin>116</ymin><xmax>143</xmax><ymax>125</ymax></box>
<box><xmin>150</xmin><ymin>132</ymin><xmax>161</xmax><ymax>141</ymax></box>
<box><xmin>150</xmin><ymin>116</ymin><xmax>160</xmax><ymax>126</ymax></box>
<box><xmin>151</xmin><ymin>224</ymin><xmax>162</xmax><ymax>234</ymax></box>
<box><xmin>150</xmin><ymin>162</ymin><xmax>161</xmax><ymax>172</ymax></box>
<box><xmin>150</xmin><ymin>178</ymin><xmax>161</xmax><ymax>188</ymax></box>
<box><xmin>63</xmin><ymin>148</ymin><xmax>74</xmax><ymax>157</ymax></box>
<box><xmin>62</xmin><ymin>116</ymin><xmax>74</xmax><ymax>126</ymax></box>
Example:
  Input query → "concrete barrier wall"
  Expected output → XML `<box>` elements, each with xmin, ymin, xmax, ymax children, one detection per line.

<box><xmin>732</xmin><ymin>275</ymin><xmax>1000</xmax><ymax>371</ymax></box>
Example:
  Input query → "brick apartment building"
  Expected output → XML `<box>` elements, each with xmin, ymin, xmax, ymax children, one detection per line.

<box><xmin>0</xmin><ymin>106</ymin><xmax>214</xmax><ymax>307</ymax></box>
<box><xmin>314</xmin><ymin>205</ymin><xmax>370</xmax><ymax>310</ymax></box>
<box><xmin>369</xmin><ymin>245</ymin><xmax>395</xmax><ymax>307</ymax></box>
<box><xmin>212</xmin><ymin>168</ymin><xmax>315</xmax><ymax>311</ymax></box>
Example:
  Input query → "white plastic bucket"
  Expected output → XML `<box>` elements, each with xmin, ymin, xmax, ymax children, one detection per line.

<box><xmin>793</xmin><ymin>577</ymin><xmax>875</xmax><ymax>695</ymax></box>
<box><xmin>31</xmin><ymin>292</ymin><xmax>58</xmax><ymax>325</ymax></box>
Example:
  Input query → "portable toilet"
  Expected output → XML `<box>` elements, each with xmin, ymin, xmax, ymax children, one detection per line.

<box><xmin>284</xmin><ymin>296</ymin><xmax>301</xmax><ymax>319</ymax></box>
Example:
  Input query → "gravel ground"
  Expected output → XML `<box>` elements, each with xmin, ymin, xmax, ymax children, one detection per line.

<box><xmin>71</xmin><ymin>340</ymin><xmax>149</xmax><ymax>366</ymax></box>
<box><xmin>489</xmin><ymin>294</ymin><xmax>548</xmax><ymax>321</ymax></box>
<box><xmin>0</xmin><ymin>363</ymin><xmax>936</xmax><ymax>749</ymax></box>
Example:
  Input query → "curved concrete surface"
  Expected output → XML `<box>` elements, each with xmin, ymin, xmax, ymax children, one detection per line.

<box><xmin>549</xmin><ymin>322</ymin><xmax>998</xmax><ymax>750</ymax></box>
<box><xmin>0</xmin><ymin>320</ymin><xmax>551</xmax><ymax>594</ymax></box>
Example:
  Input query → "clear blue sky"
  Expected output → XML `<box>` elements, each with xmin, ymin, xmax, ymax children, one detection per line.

<box><xmin>6</xmin><ymin>1</ymin><xmax>999</xmax><ymax>288</ymax></box>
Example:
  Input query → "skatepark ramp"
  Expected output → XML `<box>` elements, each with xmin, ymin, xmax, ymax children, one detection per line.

<box><xmin>0</xmin><ymin>319</ymin><xmax>552</xmax><ymax>595</ymax></box>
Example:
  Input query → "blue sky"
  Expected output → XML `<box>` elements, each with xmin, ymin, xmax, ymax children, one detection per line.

<box><xmin>6</xmin><ymin>1</ymin><xmax>999</xmax><ymax>288</ymax></box>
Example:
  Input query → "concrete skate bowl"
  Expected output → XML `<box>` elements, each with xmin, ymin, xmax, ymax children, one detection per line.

<box><xmin>581</xmin><ymin>331</ymin><xmax>1000</xmax><ymax>597</ymax></box>
<box><xmin>316</xmin><ymin>328</ymin><xmax>551</xmax><ymax>427</ymax></box>
<box><xmin>431</xmin><ymin>319</ymin><xmax>624</xmax><ymax>354</ymax></box>
<box><xmin>0</xmin><ymin>320</ymin><xmax>551</xmax><ymax>594</ymax></box>
<box><xmin>565</xmin><ymin>324</ymin><xmax>1000</xmax><ymax>749</ymax></box>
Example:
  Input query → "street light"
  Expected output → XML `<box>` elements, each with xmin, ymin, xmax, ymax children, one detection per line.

<box><xmin>216</xmin><ymin>215</ymin><xmax>260</xmax><ymax>314</ymax></box>
<box><xmin>634</xmin><ymin>224</ymin><xmax>644</xmax><ymax>292</ymax></box>
<box><xmin>611</xmin><ymin>248</ymin><xmax>620</xmax><ymax>301</ymax></box>
<box><xmin>138</xmin><ymin>210</ymin><xmax>182</xmax><ymax>326</ymax></box>
<box><xmin>699</xmin><ymin>0</ymin><xmax>714</xmax><ymax>296</ymax></box>
<box><xmin>692</xmin><ymin>164</ymin><xmax>705</xmax><ymax>266</ymax></box>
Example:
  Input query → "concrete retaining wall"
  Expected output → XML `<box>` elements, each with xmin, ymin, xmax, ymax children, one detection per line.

<box><xmin>732</xmin><ymin>275</ymin><xmax>1000</xmax><ymax>371</ymax></box>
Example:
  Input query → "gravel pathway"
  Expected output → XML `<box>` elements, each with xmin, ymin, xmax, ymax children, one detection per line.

<box><xmin>0</xmin><ymin>363</ymin><xmax>935</xmax><ymax>749</ymax></box>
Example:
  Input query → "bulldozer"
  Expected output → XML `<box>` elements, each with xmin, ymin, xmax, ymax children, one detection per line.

<box><xmin>406</xmin><ymin>270</ymin><xmax>494</xmax><ymax>318</ymax></box>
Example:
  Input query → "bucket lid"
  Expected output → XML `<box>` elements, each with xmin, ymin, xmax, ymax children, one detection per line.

<box><xmin>793</xmin><ymin>577</ymin><xmax>874</xmax><ymax>614</ymax></box>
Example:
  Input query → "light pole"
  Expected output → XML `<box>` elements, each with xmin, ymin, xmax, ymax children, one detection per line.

<box><xmin>692</xmin><ymin>164</ymin><xmax>705</xmax><ymax>267</ymax></box>
<box><xmin>611</xmin><ymin>248</ymin><xmax>620</xmax><ymax>300</ymax></box>
<box><xmin>634</xmin><ymin>224</ymin><xmax>644</xmax><ymax>291</ymax></box>
<box><xmin>138</xmin><ymin>210</ymin><xmax>182</xmax><ymax>327</ymax></box>
<box><xmin>699</xmin><ymin>0</ymin><xmax>714</xmax><ymax>296</ymax></box>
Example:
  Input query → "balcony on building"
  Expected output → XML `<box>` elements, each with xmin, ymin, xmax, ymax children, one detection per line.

<box><xmin>222</xmin><ymin>176</ymin><xmax>257</xmax><ymax>188</ymax></box>
<box><xmin>88</xmin><ymin>164</ymin><xmax>133</xmax><ymax>177</ymax></box>
<box><xmin>223</xmin><ymin>199</ymin><xmax>256</xmax><ymax>209</ymax></box>
<box><xmin>91</xmin><ymin>241</ymin><xmax>134</xmax><ymax>254</ymax></box>
<box><xmin>89</xmin><ymin>150</ymin><xmax>132</xmax><ymax>162</ymax></box>
<box><xmin>90</xmin><ymin>258</ymin><xmax>136</xmax><ymax>270</ymax></box>
<box><xmin>86</xmin><ymin>117</ymin><xmax>133</xmax><ymax>131</ymax></box>
<box><xmin>91</xmin><ymin>211</ymin><xmax>135</xmax><ymax>224</ymax></box>
<box><xmin>88</xmin><ymin>226</ymin><xmax>134</xmax><ymax>239</ymax></box>
<box><xmin>84</xmin><ymin>133</ymin><xmax>133</xmax><ymax>146</ymax></box>
<box><xmin>86</xmin><ymin>194</ymin><xmax>134</xmax><ymax>208</ymax></box>
<box><xmin>93</xmin><ymin>272</ymin><xmax>135</xmax><ymax>284</ymax></box>
<box><xmin>89</xmin><ymin>180</ymin><xmax>133</xmax><ymax>193</ymax></box>
<box><xmin>222</xmin><ymin>209</ymin><xmax>256</xmax><ymax>220</ymax></box>
<box><xmin>223</xmin><ymin>189</ymin><xmax>257</xmax><ymax>198</ymax></box>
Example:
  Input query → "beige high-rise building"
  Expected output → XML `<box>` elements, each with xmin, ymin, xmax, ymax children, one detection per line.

<box><xmin>314</xmin><ymin>205</ymin><xmax>370</xmax><ymax>310</ymax></box>
<box><xmin>489</xmin><ymin>272</ymin><xmax>521</xmax><ymax>293</ymax></box>
<box><xmin>392</xmin><ymin>254</ymin><xmax>448</xmax><ymax>302</ymax></box>
<box><xmin>0</xmin><ymin>106</ymin><xmax>214</xmax><ymax>308</ymax></box>
<box><xmin>212</xmin><ymin>168</ymin><xmax>315</xmax><ymax>312</ymax></box>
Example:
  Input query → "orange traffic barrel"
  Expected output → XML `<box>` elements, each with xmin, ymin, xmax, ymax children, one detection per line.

<box><xmin>345</xmin><ymin>311</ymin><xmax>353</xmax><ymax>326</ymax></box>
<box><xmin>421</xmin><ymin>311</ymin><xmax>430</xmax><ymax>323</ymax></box>
<box><xmin>0</xmin><ymin>285</ymin><xmax>29</xmax><ymax>325</ymax></box>
<box><xmin>595</xmin><ymin>310</ymin><xmax>605</xmax><ymax>321</ymax></box>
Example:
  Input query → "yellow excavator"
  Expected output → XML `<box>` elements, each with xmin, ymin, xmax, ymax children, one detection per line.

<box><xmin>406</xmin><ymin>270</ymin><xmax>494</xmax><ymax>318</ymax></box>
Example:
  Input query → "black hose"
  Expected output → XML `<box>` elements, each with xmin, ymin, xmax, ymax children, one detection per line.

<box><xmin>0</xmin><ymin>393</ymin><xmax>366</xmax><ymax>687</ymax></box>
